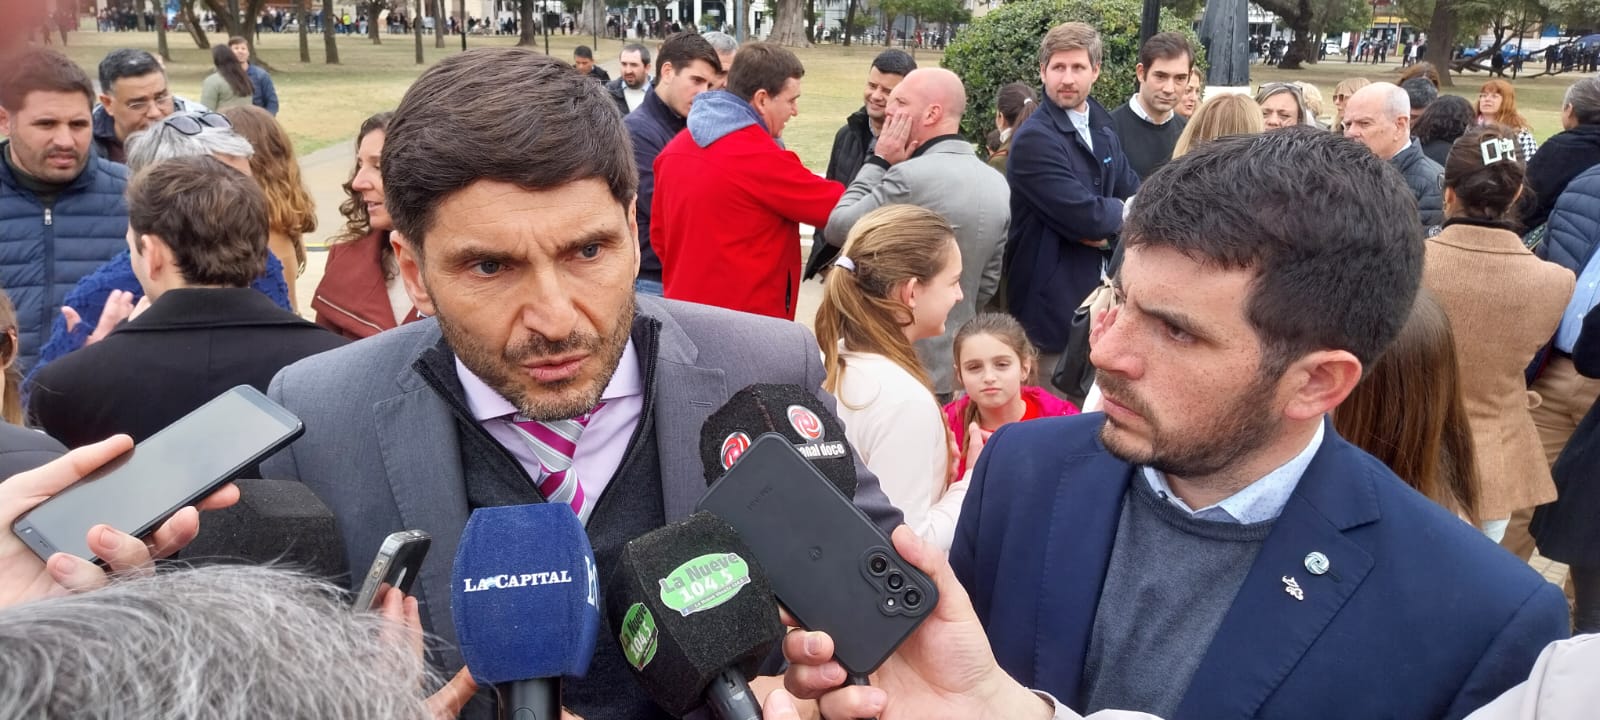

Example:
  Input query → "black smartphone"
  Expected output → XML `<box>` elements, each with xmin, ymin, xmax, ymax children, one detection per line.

<box><xmin>351</xmin><ymin>529</ymin><xmax>432</xmax><ymax>611</ymax></box>
<box><xmin>696</xmin><ymin>433</ymin><xmax>938</xmax><ymax>674</ymax></box>
<box><xmin>12</xmin><ymin>385</ymin><xmax>304</xmax><ymax>564</ymax></box>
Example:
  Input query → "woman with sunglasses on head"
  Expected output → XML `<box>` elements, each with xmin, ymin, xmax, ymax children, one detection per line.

<box><xmin>1421</xmin><ymin>125</ymin><xmax>1574</xmax><ymax>544</ymax></box>
<box><xmin>200</xmin><ymin>44</ymin><xmax>253</xmax><ymax>112</ymax></box>
<box><xmin>310</xmin><ymin>112</ymin><xmax>423</xmax><ymax>340</ymax></box>
<box><xmin>1255</xmin><ymin>82</ymin><xmax>1316</xmax><ymax>130</ymax></box>
<box><xmin>28</xmin><ymin>112</ymin><xmax>292</xmax><ymax>381</ymax></box>
<box><xmin>222</xmin><ymin>106</ymin><xmax>316</xmax><ymax>313</ymax></box>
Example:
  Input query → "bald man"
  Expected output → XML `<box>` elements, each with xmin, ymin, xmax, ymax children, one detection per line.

<box><xmin>1343</xmin><ymin>82</ymin><xmax>1444</xmax><ymax>229</ymax></box>
<box><xmin>823</xmin><ymin>68</ymin><xmax>1012</xmax><ymax>398</ymax></box>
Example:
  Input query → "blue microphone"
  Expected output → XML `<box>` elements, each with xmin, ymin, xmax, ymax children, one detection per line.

<box><xmin>451</xmin><ymin>504</ymin><xmax>600</xmax><ymax>720</ymax></box>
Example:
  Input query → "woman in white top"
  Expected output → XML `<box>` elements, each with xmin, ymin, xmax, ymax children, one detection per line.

<box><xmin>815</xmin><ymin>205</ymin><xmax>968</xmax><ymax>550</ymax></box>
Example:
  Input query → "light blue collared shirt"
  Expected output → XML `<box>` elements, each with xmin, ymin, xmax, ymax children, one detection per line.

<box><xmin>1556</xmin><ymin>251</ymin><xmax>1600</xmax><ymax>354</ymax></box>
<box><xmin>1067</xmin><ymin>106</ymin><xmax>1093</xmax><ymax>152</ymax></box>
<box><xmin>1141</xmin><ymin>422</ymin><xmax>1326</xmax><ymax>524</ymax></box>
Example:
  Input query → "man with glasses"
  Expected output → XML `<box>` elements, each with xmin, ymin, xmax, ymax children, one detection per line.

<box><xmin>0</xmin><ymin>48</ymin><xmax>131</xmax><ymax>374</ymax></box>
<box><xmin>92</xmin><ymin>49</ymin><xmax>203</xmax><ymax>164</ymax></box>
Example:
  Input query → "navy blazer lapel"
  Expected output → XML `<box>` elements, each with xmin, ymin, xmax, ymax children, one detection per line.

<box><xmin>1174</xmin><ymin>429</ymin><xmax>1382</xmax><ymax>720</ymax></box>
<box><xmin>373</xmin><ymin>367</ymin><xmax>472</xmax><ymax>648</ymax></box>
<box><xmin>641</xmin><ymin>300</ymin><xmax>727</xmax><ymax>522</ymax></box>
<box><xmin>1033</xmin><ymin>438</ymin><xmax>1132</xmax><ymax>706</ymax></box>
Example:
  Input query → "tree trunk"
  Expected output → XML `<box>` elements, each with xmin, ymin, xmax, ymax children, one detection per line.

<box><xmin>297</xmin><ymin>0</ymin><xmax>311</xmax><ymax>61</ymax></box>
<box><xmin>842</xmin><ymin>0</ymin><xmax>855</xmax><ymax>46</ymax></box>
<box><xmin>804</xmin><ymin>0</ymin><xmax>815</xmax><ymax>43</ymax></box>
<box><xmin>434</xmin><ymin>0</ymin><xmax>446</xmax><ymax>46</ymax></box>
<box><xmin>181</xmin><ymin>0</ymin><xmax>210</xmax><ymax>48</ymax></box>
<box><xmin>518</xmin><ymin>0</ymin><xmax>537</xmax><ymax>44</ymax></box>
<box><xmin>138</xmin><ymin>0</ymin><xmax>151</xmax><ymax>30</ymax></box>
<box><xmin>1425</xmin><ymin>0</ymin><xmax>1453</xmax><ymax>86</ymax></box>
<box><xmin>368</xmin><ymin>0</ymin><xmax>382</xmax><ymax>42</ymax></box>
<box><xmin>323</xmin><ymin>0</ymin><xmax>340</xmax><ymax>63</ymax></box>
<box><xmin>414</xmin><ymin>0</ymin><xmax>425</xmax><ymax>62</ymax></box>
<box><xmin>577</xmin><ymin>0</ymin><xmax>601</xmax><ymax>36</ymax></box>
<box><xmin>767</xmin><ymin>0</ymin><xmax>808</xmax><ymax>46</ymax></box>
<box><xmin>156</xmin><ymin>2</ymin><xmax>171</xmax><ymax>60</ymax></box>
<box><xmin>1278</xmin><ymin>25</ymin><xmax>1315</xmax><ymax>69</ymax></box>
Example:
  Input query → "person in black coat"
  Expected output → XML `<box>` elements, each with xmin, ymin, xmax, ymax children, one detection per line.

<box><xmin>804</xmin><ymin>49</ymin><xmax>916</xmax><ymax>281</ymax></box>
<box><xmin>1523</xmin><ymin>77</ymin><xmax>1600</xmax><ymax>231</ymax></box>
<box><xmin>1531</xmin><ymin>303</ymin><xmax>1600</xmax><ymax>634</ymax></box>
<box><xmin>27</xmin><ymin>156</ymin><xmax>346</xmax><ymax>450</ymax></box>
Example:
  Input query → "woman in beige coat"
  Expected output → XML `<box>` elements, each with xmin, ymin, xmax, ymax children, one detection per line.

<box><xmin>1423</xmin><ymin>126</ymin><xmax>1576</xmax><ymax>541</ymax></box>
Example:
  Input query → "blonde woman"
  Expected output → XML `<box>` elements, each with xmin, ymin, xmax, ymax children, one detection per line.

<box><xmin>1172</xmin><ymin>93</ymin><xmax>1264</xmax><ymax>158</ymax></box>
<box><xmin>816</xmin><ymin>205</ymin><xmax>968</xmax><ymax>550</ymax></box>
<box><xmin>1331</xmin><ymin>77</ymin><xmax>1371</xmax><ymax>132</ymax></box>
<box><xmin>222</xmin><ymin>105</ymin><xmax>315</xmax><ymax>312</ymax></box>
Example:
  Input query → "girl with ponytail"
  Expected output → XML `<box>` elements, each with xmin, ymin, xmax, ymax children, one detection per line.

<box><xmin>815</xmin><ymin>205</ymin><xmax>967</xmax><ymax>551</ymax></box>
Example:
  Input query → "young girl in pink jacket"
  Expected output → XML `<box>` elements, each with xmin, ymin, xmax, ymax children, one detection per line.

<box><xmin>944</xmin><ymin>313</ymin><xmax>1079</xmax><ymax>478</ymax></box>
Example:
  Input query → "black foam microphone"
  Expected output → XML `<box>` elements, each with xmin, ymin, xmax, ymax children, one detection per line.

<box><xmin>607</xmin><ymin>511</ymin><xmax>784</xmax><ymax>720</ymax></box>
<box><xmin>174</xmin><ymin>478</ymin><xmax>350</xmax><ymax>585</ymax></box>
<box><xmin>698</xmin><ymin>383</ymin><xmax>856</xmax><ymax>498</ymax></box>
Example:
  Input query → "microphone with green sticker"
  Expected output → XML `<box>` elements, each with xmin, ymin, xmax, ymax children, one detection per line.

<box><xmin>605</xmin><ymin>511</ymin><xmax>783</xmax><ymax>719</ymax></box>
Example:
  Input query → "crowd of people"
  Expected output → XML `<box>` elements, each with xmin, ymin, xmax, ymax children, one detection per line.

<box><xmin>1</xmin><ymin>17</ymin><xmax>1599</xmax><ymax>720</ymax></box>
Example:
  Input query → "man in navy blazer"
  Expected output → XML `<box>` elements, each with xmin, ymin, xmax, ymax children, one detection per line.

<box><xmin>780</xmin><ymin>128</ymin><xmax>1569</xmax><ymax>720</ymax></box>
<box><xmin>1005</xmin><ymin>21</ymin><xmax>1139</xmax><ymax>364</ymax></box>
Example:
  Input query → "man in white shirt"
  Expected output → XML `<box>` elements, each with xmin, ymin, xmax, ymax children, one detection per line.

<box><xmin>605</xmin><ymin>43</ymin><xmax>653</xmax><ymax>116</ymax></box>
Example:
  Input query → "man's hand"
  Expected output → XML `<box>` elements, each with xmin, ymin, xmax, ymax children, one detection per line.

<box><xmin>1077</xmin><ymin>238</ymin><xmax>1110</xmax><ymax>249</ymax></box>
<box><xmin>782</xmin><ymin>526</ymin><xmax>1053</xmax><ymax>720</ymax></box>
<box><xmin>0</xmin><ymin>435</ymin><xmax>240</xmax><ymax>608</ymax></box>
<box><xmin>62</xmin><ymin>290</ymin><xmax>139</xmax><ymax>346</ymax></box>
<box><xmin>874</xmin><ymin>112</ymin><xmax>915</xmax><ymax>166</ymax></box>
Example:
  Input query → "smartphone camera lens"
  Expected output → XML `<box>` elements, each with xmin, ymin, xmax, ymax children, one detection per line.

<box><xmin>868</xmin><ymin>554</ymin><xmax>889</xmax><ymax>576</ymax></box>
<box><xmin>903</xmin><ymin>589</ymin><xmax>922</xmax><ymax>608</ymax></box>
<box><xmin>887</xmin><ymin>572</ymin><xmax>904</xmax><ymax>591</ymax></box>
<box><xmin>883</xmin><ymin>596</ymin><xmax>898</xmax><ymax>611</ymax></box>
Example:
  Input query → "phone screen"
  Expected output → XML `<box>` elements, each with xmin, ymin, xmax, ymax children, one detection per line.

<box><xmin>13</xmin><ymin>386</ymin><xmax>303</xmax><ymax>563</ymax></box>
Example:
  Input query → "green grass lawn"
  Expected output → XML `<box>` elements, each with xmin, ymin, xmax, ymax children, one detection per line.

<box><xmin>54</xmin><ymin>29</ymin><xmax>1583</xmax><ymax>169</ymax></box>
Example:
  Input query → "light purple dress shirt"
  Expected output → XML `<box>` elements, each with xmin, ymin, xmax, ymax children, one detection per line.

<box><xmin>455</xmin><ymin>340</ymin><xmax>644</xmax><ymax>519</ymax></box>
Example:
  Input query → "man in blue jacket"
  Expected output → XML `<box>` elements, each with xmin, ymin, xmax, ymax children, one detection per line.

<box><xmin>0</xmin><ymin>48</ymin><xmax>130</xmax><ymax>374</ymax></box>
<box><xmin>623</xmin><ymin>32</ymin><xmax>721</xmax><ymax>296</ymax></box>
<box><xmin>228</xmin><ymin>37</ymin><xmax>279</xmax><ymax>115</ymax></box>
<box><xmin>781</xmin><ymin>127</ymin><xmax>1571</xmax><ymax>720</ymax></box>
<box><xmin>1005</xmin><ymin>22</ymin><xmax>1139</xmax><ymax>380</ymax></box>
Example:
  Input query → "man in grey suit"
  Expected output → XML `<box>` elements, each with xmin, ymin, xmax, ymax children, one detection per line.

<box><xmin>824</xmin><ymin>68</ymin><xmax>1010</xmax><ymax>399</ymax></box>
<box><xmin>261</xmin><ymin>48</ymin><xmax>901</xmax><ymax>720</ymax></box>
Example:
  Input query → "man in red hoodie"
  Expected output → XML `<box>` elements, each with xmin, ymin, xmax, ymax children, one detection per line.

<box><xmin>651</xmin><ymin>43</ymin><xmax>844</xmax><ymax>320</ymax></box>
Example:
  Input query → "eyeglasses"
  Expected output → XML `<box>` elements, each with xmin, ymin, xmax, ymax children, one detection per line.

<box><xmin>125</xmin><ymin>91</ymin><xmax>174</xmax><ymax>113</ymax></box>
<box><xmin>160</xmin><ymin>111</ymin><xmax>232</xmax><ymax>135</ymax></box>
<box><xmin>1333</xmin><ymin>93</ymin><xmax>1350</xmax><ymax>102</ymax></box>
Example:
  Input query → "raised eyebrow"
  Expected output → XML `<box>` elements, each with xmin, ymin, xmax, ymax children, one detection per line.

<box><xmin>1141</xmin><ymin>303</ymin><xmax>1210</xmax><ymax>339</ymax></box>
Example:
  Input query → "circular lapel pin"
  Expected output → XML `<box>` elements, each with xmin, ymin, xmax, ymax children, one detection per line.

<box><xmin>1304</xmin><ymin>552</ymin><xmax>1330</xmax><ymax>576</ymax></box>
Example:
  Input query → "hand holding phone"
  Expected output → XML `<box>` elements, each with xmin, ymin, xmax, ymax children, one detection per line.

<box><xmin>11</xmin><ymin>386</ymin><xmax>302</xmax><ymax>566</ymax></box>
<box><xmin>0</xmin><ymin>435</ymin><xmax>240</xmax><ymax>609</ymax></box>
<box><xmin>352</xmin><ymin>529</ymin><xmax>431</xmax><ymax>612</ymax></box>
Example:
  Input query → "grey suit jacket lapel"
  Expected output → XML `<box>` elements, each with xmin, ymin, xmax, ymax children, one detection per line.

<box><xmin>641</xmin><ymin>298</ymin><xmax>728</xmax><ymax>522</ymax></box>
<box><xmin>373</xmin><ymin>360</ymin><xmax>472</xmax><ymax>650</ymax></box>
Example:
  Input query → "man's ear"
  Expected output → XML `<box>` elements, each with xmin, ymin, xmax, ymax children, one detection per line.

<box><xmin>1135</xmin><ymin>62</ymin><xmax>1148</xmax><ymax>83</ymax></box>
<box><xmin>392</xmin><ymin>231</ymin><xmax>436</xmax><ymax>317</ymax></box>
<box><xmin>97</xmin><ymin>93</ymin><xmax>114</xmax><ymax>110</ymax></box>
<box><xmin>1279</xmin><ymin>349</ymin><xmax>1364</xmax><ymax>421</ymax></box>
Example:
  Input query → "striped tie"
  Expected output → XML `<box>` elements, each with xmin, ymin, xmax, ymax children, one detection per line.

<box><xmin>508</xmin><ymin>403</ymin><xmax>605</xmax><ymax>524</ymax></box>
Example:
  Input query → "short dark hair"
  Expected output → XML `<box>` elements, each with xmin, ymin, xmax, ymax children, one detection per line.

<box><xmin>1401</xmin><ymin>77</ymin><xmax>1438</xmax><ymax>111</ymax></box>
<box><xmin>1124</xmin><ymin>126</ymin><xmax>1423</xmax><ymax>372</ymax></box>
<box><xmin>871</xmin><ymin>49</ymin><xmax>916</xmax><ymax>78</ymax></box>
<box><xmin>127</xmin><ymin>155</ymin><xmax>270</xmax><ymax>288</ymax></box>
<box><xmin>1444</xmin><ymin>125</ymin><xmax>1526</xmax><ymax>222</ymax></box>
<box><xmin>98</xmin><ymin>48</ymin><xmax>164</xmax><ymax>95</ymax></box>
<box><xmin>382</xmin><ymin>48</ymin><xmax>637</xmax><ymax>251</ymax></box>
<box><xmin>0</xmin><ymin>47</ymin><xmax>93</xmax><ymax>113</ymax></box>
<box><xmin>1412</xmin><ymin>94</ymin><xmax>1473</xmax><ymax>144</ymax></box>
<box><xmin>574</xmin><ymin>45</ymin><xmax>595</xmax><ymax>60</ymax></box>
<box><xmin>727</xmin><ymin>43</ymin><xmax>805</xmax><ymax>103</ymax></box>
<box><xmin>1138</xmin><ymin>31</ymin><xmax>1193</xmax><ymax>69</ymax></box>
<box><xmin>656</xmin><ymin>32</ymin><xmax>721</xmax><ymax>77</ymax></box>
<box><xmin>621</xmin><ymin>42</ymin><xmax>651</xmax><ymax>67</ymax></box>
<box><xmin>228</xmin><ymin>35</ymin><xmax>248</xmax><ymax>45</ymax></box>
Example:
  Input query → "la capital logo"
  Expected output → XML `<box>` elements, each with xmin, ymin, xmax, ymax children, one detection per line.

<box><xmin>786</xmin><ymin>405</ymin><xmax>824</xmax><ymax>441</ymax></box>
<box><xmin>720</xmin><ymin>432</ymin><xmax>751</xmax><ymax>469</ymax></box>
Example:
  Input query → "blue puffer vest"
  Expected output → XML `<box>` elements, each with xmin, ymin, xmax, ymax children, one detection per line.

<box><xmin>1539</xmin><ymin>164</ymin><xmax>1600</xmax><ymax>275</ymax></box>
<box><xmin>0</xmin><ymin>144</ymin><xmax>130</xmax><ymax>373</ymax></box>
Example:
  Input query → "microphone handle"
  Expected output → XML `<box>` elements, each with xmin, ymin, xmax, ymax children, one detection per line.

<box><xmin>705</xmin><ymin>667</ymin><xmax>763</xmax><ymax>720</ymax></box>
<box><xmin>498</xmin><ymin>678</ymin><xmax>561</xmax><ymax>720</ymax></box>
